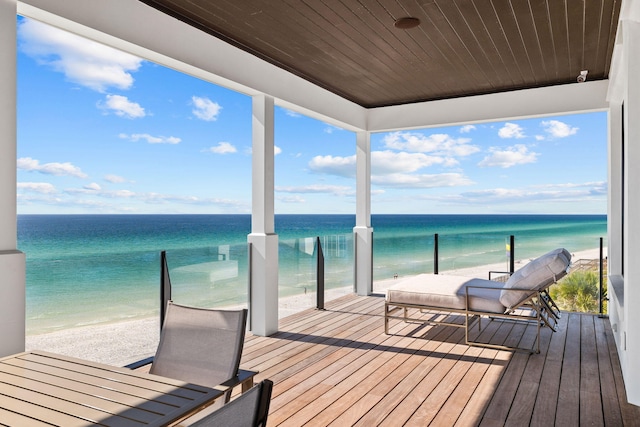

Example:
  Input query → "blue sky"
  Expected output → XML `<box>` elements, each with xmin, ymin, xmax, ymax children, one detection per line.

<box><xmin>17</xmin><ymin>17</ymin><xmax>607</xmax><ymax>215</ymax></box>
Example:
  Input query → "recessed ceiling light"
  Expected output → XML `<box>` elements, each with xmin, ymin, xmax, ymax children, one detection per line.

<box><xmin>394</xmin><ymin>17</ymin><xmax>420</xmax><ymax>29</ymax></box>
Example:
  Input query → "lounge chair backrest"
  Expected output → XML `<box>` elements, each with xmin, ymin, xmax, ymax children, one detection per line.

<box><xmin>150</xmin><ymin>301</ymin><xmax>247</xmax><ymax>389</ymax></box>
<box><xmin>499</xmin><ymin>248</ymin><xmax>572</xmax><ymax>310</ymax></box>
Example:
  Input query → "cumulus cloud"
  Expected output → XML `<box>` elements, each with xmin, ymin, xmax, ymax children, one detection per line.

<box><xmin>498</xmin><ymin>123</ymin><xmax>525</xmax><ymax>139</ymax></box>
<box><xmin>17</xmin><ymin>182</ymin><xmax>57</xmax><ymax>194</ymax></box>
<box><xmin>308</xmin><ymin>155</ymin><xmax>356</xmax><ymax>178</ymax></box>
<box><xmin>18</xmin><ymin>157</ymin><xmax>88</xmax><ymax>178</ymax></box>
<box><xmin>18</xmin><ymin>18</ymin><xmax>143</xmax><ymax>92</ymax></box>
<box><xmin>192</xmin><ymin>96</ymin><xmax>222</xmax><ymax>121</ymax></box>
<box><xmin>478</xmin><ymin>144</ymin><xmax>538</xmax><ymax>168</ymax></box>
<box><xmin>119</xmin><ymin>133</ymin><xmax>180</xmax><ymax>144</ymax></box>
<box><xmin>541</xmin><ymin>120</ymin><xmax>578</xmax><ymax>138</ymax></box>
<box><xmin>383</xmin><ymin>131</ymin><xmax>479</xmax><ymax>156</ymax></box>
<box><xmin>372</xmin><ymin>150</ymin><xmax>457</xmax><ymax>174</ymax></box>
<box><xmin>100</xmin><ymin>95</ymin><xmax>145</xmax><ymax>118</ymax></box>
<box><xmin>460</xmin><ymin>125</ymin><xmax>476</xmax><ymax>133</ymax></box>
<box><xmin>205</xmin><ymin>142</ymin><xmax>237</xmax><ymax>154</ymax></box>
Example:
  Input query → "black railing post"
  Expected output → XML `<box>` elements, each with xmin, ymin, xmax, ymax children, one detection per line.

<box><xmin>247</xmin><ymin>242</ymin><xmax>253</xmax><ymax>331</ymax></box>
<box><xmin>160</xmin><ymin>250</ymin><xmax>171</xmax><ymax>332</ymax></box>
<box><xmin>599</xmin><ymin>237</ymin><xmax>605</xmax><ymax>316</ymax></box>
<box><xmin>509</xmin><ymin>235</ymin><xmax>515</xmax><ymax>274</ymax></box>
<box><xmin>316</xmin><ymin>236</ymin><xmax>325</xmax><ymax>310</ymax></box>
<box><xmin>434</xmin><ymin>233</ymin><xmax>439</xmax><ymax>275</ymax></box>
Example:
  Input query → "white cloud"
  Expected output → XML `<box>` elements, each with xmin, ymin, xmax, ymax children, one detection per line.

<box><xmin>274</xmin><ymin>146</ymin><xmax>282</xmax><ymax>155</ymax></box>
<box><xmin>18</xmin><ymin>18</ymin><xmax>143</xmax><ymax>92</ymax></box>
<box><xmin>372</xmin><ymin>150</ymin><xmax>457</xmax><ymax>175</ymax></box>
<box><xmin>383</xmin><ymin>131</ymin><xmax>479</xmax><ymax>156</ymax></box>
<box><xmin>104</xmin><ymin>174</ymin><xmax>127</xmax><ymax>183</ymax></box>
<box><xmin>535</xmin><ymin>135</ymin><xmax>545</xmax><ymax>141</ymax></box>
<box><xmin>84</xmin><ymin>183</ymin><xmax>102</xmax><ymax>191</ymax></box>
<box><xmin>278</xmin><ymin>195</ymin><xmax>306</xmax><ymax>203</ymax></box>
<box><xmin>17</xmin><ymin>182</ymin><xmax>57</xmax><ymax>194</ymax></box>
<box><xmin>541</xmin><ymin>120</ymin><xmax>578</xmax><ymax>138</ymax></box>
<box><xmin>205</xmin><ymin>142</ymin><xmax>237</xmax><ymax>154</ymax></box>
<box><xmin>371</xmin><ymin>173</ymin><xmax>474</xmax><ymax>189</ymax></box>
<box><xmin>308</xmin><ymin>155</ymin><xmax>356</xmax><ymax>178</ymax></box>
<box><xmin>192</xmin><ymin>96</ymin><xmax>222</xmax><ymax>121</ymax></box>
<box><xmin>460</xmin><ymin>125</ymin><xmax>476</xmax><ymax>133</ymax></box>
<box><xmin>119</xmin><ymin>133</ymin><xmax>180</xmax><ymax>144</ymax></box>
<box><xmin>100</xmin><ymin>95</ymin><xmax>145</xmax><ymax>118</ymax></box>
<box><xmin>276</xmin><ymin>184</ymin><xmax>354</xmax><ymax>196</ymax></box>
<box><xmin>18</xmin><ymin>157</ymin><xmax>88</xmax><ymax>178</ymax></box>
<box><xmin>498</xmin><ymin>123</ymin><xmax>525</xmax><ymax>139</ymax></box>
<box><xmin>478</xmin><ymin>144</ymin><xmax>538</xmax><ymax>168</ymax></box>
<box><xmin>450</xmin><ymin>183</ymin><xmax>607</xmax><ymax>206</ymax></box>
<box><xmin>284</xmin><ymin>109</ymin><xmax>301</xmax><ymax>118</ymax></box>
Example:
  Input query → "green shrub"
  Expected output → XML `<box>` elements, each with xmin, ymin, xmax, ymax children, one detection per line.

<box><xmin>549</xmin><ymin>270</ymin><xmax>606</xmax><ymax>313</ymax></box>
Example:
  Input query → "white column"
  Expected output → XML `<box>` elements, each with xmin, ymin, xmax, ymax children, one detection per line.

<box><xmin>622</xmin><ymin>19</ymin><xmax>640</xmax><ymax>406</ymax></box>
<box><xmin>0</xmin><ymin>0</ymin><xmax>25</xmax><ymax>357</ymax></box>
<box><xmin>247</xmin><ymin>94</ymin><xmax>278</xmax><ymax>336</ymax></box>
<box><xmin>353</xmin><ymin>131</ymin><xmax>373</xmax><ymax>296</ymax></box>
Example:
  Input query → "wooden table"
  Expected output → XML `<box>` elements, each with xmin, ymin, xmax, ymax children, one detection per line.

<box><xmin>0</xmin><ymin>350</ymin><xmax>225</xmax><ymax>426</ymax></box>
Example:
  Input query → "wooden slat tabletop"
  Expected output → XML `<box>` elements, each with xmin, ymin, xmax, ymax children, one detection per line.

<box><xmin>0</xmin><ymin>351</ymin><xmax>223</xmax><ymax>427</ymax></box>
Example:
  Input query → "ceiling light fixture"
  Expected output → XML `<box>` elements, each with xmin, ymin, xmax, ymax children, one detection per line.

<box><xmin>577</xmin><ymin>70</ymin><xmax>588</xmax><ymax>83</ymax></box>
<box><xmin>394</xmin><ymin>17</ymin><xmax>420</xmax><ymax>29</ymax></box>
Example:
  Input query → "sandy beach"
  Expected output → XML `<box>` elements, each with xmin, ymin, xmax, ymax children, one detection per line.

<box><xmin>25</xmin><ymin>247</ymin><xmax>605</xmax><ymax>366</ymax></box>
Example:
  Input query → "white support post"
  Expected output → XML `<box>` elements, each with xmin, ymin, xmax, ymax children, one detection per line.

<box><xmin>0</xmin><ymin>0</ymin><xmax>25</xmax><ymax>357</ymax></box>
<box><xmin>248</xmin><ymin>94</ymin><xmax>278</xmax><ymax>336</ymax></box>
<box><xmin>353</xmin><ymin>131</ymin><xmax>373</xmax><ymax>296</ymax></box>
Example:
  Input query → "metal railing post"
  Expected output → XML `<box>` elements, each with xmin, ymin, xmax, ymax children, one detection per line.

<box><xmin>509</xmin><ymin>235</ymin><xmax>515</xmax><ymax>274</ymax></box>
<box><xmin>434</xmin><ymin>233</ymin><xmax>439</xmax><ymax>275</ymax></box>
<box><xmin>160</xmin><ymin>250</ymin><xmax>171</xmax><ymax>332</ymax></box>
<box><xmin>247</xmin><ymin>242</ymin><xmax>253</xmax><ymax>331</ymax></box>
<box><xmin>316</xmin><ymin>236</ymin><xmax>325</xmax><ymax>310</ymax></box>
<box><xmin>599</xmin><ymin>237</ymin><xmax>605</xmax><ymax>316</ymax></box>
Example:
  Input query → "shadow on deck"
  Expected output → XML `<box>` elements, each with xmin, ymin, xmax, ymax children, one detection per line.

<box><xmin>237</xmin><ymin>293</ymin><xmax>640</xmax><ymax>426</ymax></box>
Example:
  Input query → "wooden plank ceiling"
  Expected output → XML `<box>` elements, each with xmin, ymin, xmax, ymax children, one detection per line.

<box><xmin>138</xmin><ymin>0</ymin><xmax>621</xmax><ymax>108</ymax></box>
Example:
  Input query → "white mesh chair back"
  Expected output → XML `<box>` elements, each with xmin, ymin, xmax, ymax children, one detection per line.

<box><xmin>187</xmin><ymin>379</ymin><xmax>273</xmax><ymax>427</ymax></box>
<box><xmin>150</xmin><ymin>301</ymin><xmax>247</xmax><ymax>390</ymax></box>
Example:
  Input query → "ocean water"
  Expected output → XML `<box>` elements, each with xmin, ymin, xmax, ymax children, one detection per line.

<box><xmin>18</xmin><ymin>214</ymin><xmax>606</xmax><ymax>335</ymax></box>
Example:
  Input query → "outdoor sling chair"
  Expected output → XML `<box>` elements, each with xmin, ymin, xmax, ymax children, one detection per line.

<box><xmin>149</xmin><ymin>301</ymin><xmax>254</xmax><ymax>408</ymax></box>
<box><xmin>384</xmin><ymin>248</ymin><xmax>572</xmax><ymax>353</ymax></box>
<box><xmin>181</xmin><ymin>379</ymin><xmax>273</xmax><ymax>427</ymax></box>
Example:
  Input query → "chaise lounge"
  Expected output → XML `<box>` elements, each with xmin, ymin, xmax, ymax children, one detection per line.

<box><xmin>384</xmin><ymin>248</ymin><xmax>572</xmax><ymax>353</ymax></box>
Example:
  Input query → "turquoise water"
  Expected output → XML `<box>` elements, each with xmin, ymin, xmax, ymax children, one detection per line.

<box><xmin>18</xmin><ymin>214</ymin><xmax>606</xmax><ymax>334</ymax></box>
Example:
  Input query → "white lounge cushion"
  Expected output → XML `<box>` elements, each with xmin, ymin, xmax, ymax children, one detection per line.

<box><xmin>386</xmin><ymin>274</ymin><xmax>506</xmax><ymax>314</ymax></box>
<box><xmin>499</xmin><ymin>248</ymin><xmax>571</xmax><ymax>310</ymax></box>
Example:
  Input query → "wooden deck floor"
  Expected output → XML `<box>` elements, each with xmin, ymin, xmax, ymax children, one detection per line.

<box><xmin>238</xmin><ymin>293</ymin><xmax>640</xmax><ymax>426</ymax></box>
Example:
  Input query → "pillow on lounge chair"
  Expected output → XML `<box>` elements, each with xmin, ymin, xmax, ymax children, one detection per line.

<box><xmin>499</xmin><ymin>248</ymin><xmax>572</xmax><ymax>310</ymax></box>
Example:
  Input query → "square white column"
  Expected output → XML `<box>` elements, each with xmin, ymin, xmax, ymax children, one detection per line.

<box><xmin>354</xmin><ymin>131</ymin><xmax>373</xmax><ymax>296</ymax></box>
<box><xmin>0</xmin><ymin>0</ymin><xmax>25</xmax><ymax>357</ymax></box>
<box><xmin>248</xmin><ymin>94</ymin><xmax>278</xmax><ymax>336</ymax></box>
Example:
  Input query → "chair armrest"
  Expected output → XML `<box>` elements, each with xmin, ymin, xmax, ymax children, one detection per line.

<box><xmin>488</xmin><ymin>270</ymin><xmax>513</xmax><ymax>280</ymax></box>
<box><xmin>220</xmin><ymin>369</ymin><xmax>259</xmax><ymax>393</ymax></box>
<box><xmin>124</xmin><ymin>356</ymin><xmax>154</xmax><ymax>370</ymax></box>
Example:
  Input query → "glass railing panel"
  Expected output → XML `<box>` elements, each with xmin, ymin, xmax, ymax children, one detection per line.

<box><xmin>278</xmin><ymin>233</ymin><xmax>354</xmax><ymax>315</ymax></box>
<box><xmin>166</xmin><ymin>243</ymin><xmax>249</xmax><ymax>310</ymax></box>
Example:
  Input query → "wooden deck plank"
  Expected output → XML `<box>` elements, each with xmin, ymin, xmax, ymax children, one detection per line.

<box><xmin>594</xmin><ymin>315</ymin><xmax>625</xmax><ymax>427</ymax></box>
<box><xmin>211</xmin><ymin>295</ymin><xmax>640</xmax><ymax>427</ymax></box>
<box><xmin>529</xmin><ymin>311</ymin><xmax>569</xmax><ymax>426</ymax></box>
<box><xmin>555</xmin><ymin>312</ymin><xmax>582</xmax><ymax>426</ymax></box>
<box><xmin>603</xmin><ymin>317</ymin><xmax>640</xmax><ymax>427</ymax></box>
<box><xmin>580</xmin><ymin>314</ymin><xmax>605</xmax><ymax>426</ymax></box>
